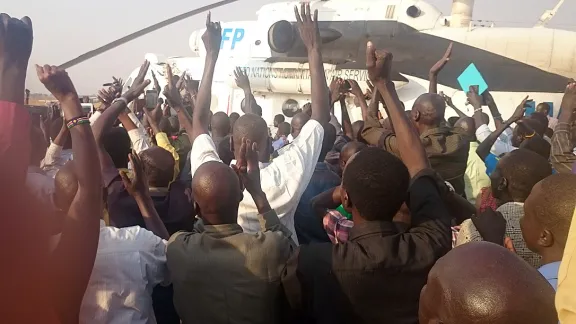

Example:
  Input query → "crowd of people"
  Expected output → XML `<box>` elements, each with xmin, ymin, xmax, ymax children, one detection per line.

<box><xmin>2</xmin><ymin>5</ymin><xmax>576</xmax><ymax>323</ymax></box>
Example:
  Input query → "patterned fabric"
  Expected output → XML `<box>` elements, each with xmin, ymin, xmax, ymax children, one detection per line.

<box><xmin>323</xmin><ymin>209</ymin><xmax>354</xmax><ymax>244</ymax></box>
<box><xmin>551</xmin><ymin>122</ymin><xmax>576</xmax><ymax>174</ymax></box>
<box><xmin>451</xmin><ymin>226</ymin><xmax>460</xmax><ymax>249</ymax></box>
<box><xmin>478</xmin><ymin>187</ymin><xmax>498</xmax><ymax>212</ymax></box>
<box><xmin>456</xmin><ymin>202</ymin><xmax>541</xmax><ymax>268</ymax></box>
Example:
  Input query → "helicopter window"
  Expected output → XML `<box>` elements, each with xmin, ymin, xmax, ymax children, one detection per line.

<box><xmin>406</xmin><ymin>5</ymin><xmax>421</xmax><ymax>18</ymax></box>
<box><xmin>282</xmin><ymin>99</ymin><xmax>300</xmax><ymax>117</ymax></box>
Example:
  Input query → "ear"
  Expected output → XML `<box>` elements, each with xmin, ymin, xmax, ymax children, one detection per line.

<box><xmin>194</xmin><ymin>201</ymin><xmax>201</xmax><ymax>219</ymax></box>
<box><xmin>342</xmin><ymin>189</ymin><xmax>353</xmax><ymax>213</ymax></box>
<box><xmin>539</xmin><ymin>229</ymin><xmax>554</xmax><ymax>248</ymax></box>
<box><xmin>412</xmin><ymin>110</ymin><xmax>420</xmax><ymax>122</ymax></box>
<box><xmin>497</xmin><ymin>177</ymin><xmax>508</xmax><ymax>193</ymax></box>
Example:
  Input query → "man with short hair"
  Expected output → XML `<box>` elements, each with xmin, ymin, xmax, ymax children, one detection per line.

<box><xmin>457</xmin><ymin>149</ymin><xmax>553</xmax><ymax>267</ymax></box>
<box><xmin>362</xmin><ymin>92</ymin><xmax>469</xmax><ymax>195</ymax></box>
<box><xmin>419</xmin><ymin>242</ymin><xmax>558</xmax><ymax>324</ymax></box>
<box><xmin>290</xmin><ymin>112</ymin><xmax>311</xmax><ymax>139</ymax></box>
<box><xmin>536</xmin><ymin>101</ymin><xmax>558</xmax><ymax>130</ymax></box>
<box><xmin>282</xmin><ymin>40</ymin><xmax>452</xmax><ymax>323</ymax></box>
<box><xmin>521</xmin><ymin>174</ymin><xmax>576</xmax><ymax>290</ymax></box>
<box><xmin>272</xmin><ymin>121</ymin><xmax>291</xmax><ymax>151</ymax></box>
<box><xmin>210</xmin><ymin>111</ymin><xmax>231</xmax><ymax>148</ymax></box>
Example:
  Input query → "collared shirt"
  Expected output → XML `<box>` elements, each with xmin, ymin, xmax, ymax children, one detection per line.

<box><xmin>457</xmin><ymin>202</ymin><xmax>541</xmax><ymax>267</ymax></box>
<box><xmin>323</xmin><ymin>209</ymin><xmax>354</xmax><ymax>244</ymax></box>
<box><xmin>41</xmin><ymin>143</ymin><xmax>73</xmax><ymax>178</ymax></box>
<box><xmin>464</xmin><ymin>141</ymin><xmax>491</xmax><ymax>204</ymax></box>
<box><xmin>189</xmin><ymin>120</ymin><xmax>324</xmax><ymax>244</ymax></box>
<box><xmin>80</xmin><ymin>221</ymin><xmax>168</xmax><ymax>324</ymax></box>
<box><xmin>362</xmin><ymin>116</ymin><xmax>469</xmax><ymax>196</ymax></box>
<box><xmin>539</xmin><ymin>261</ymin><xmax>561</xmax><ymax>291</ymax></box>
<box><xmin>551</xmin><ymin>122</ymin><xmax>576</xmax><ymax>174</ymax></box>
<box><xmin>272</xmin><ymin>136</ymin><xmax>289</xmax><ymax>151</ymax></box>
<box><xmin>282</xmin><ymin>172</ymin><xmax>452</xmax><ymax>323</ymax></box>
<box><xmin>475</xmin><ymin>124</ymin><xmax>516</xmax><ymax>157</ymax></box>
<box><xmin>294</xmin><ymin>162</ymin><xmax>341</xmax><ymax>244</ymax></box>
<box><xmin>167</xmin><ymin>210</ymin><xmax>295</xmax><ymax>324</ymax></box>
<box><xmin>556</xmin><ymin>208</ymin><xmax>576</xmax><ymax>322</ymax></box>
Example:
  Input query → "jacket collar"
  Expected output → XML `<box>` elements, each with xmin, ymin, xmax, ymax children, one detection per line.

<box><xmin>348</xmin><ymin>220</ymin><xmax>399</xmax><ymax>241</ymax></box>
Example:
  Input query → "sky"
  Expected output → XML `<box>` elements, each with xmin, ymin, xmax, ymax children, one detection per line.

<box><xmin>4</xmin><ymin>0</ymin><xmax>575</xmax><ymax>94</ymax></box>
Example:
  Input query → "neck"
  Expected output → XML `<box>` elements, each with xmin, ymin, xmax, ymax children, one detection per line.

<box><xmin>212</xmin><ymin>130</ymin><xmax>227</xmax><ymax>138</ymax></box>
<box><xmin>540</xmin><ymin>248</ymin><xmax>564</xmax><ymax>266</ymax></box>
<box><xmin>201</xmin><ymin>212</ymin><xmax>239</xmax><ymax>226</ymax></box>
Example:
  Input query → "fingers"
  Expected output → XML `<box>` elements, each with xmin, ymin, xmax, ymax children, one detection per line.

<box><xmin>166</xmin><ymin>65</ymin><xmax>174</xmax><ymax>86</ymax></box>
<box><xmin>137</xmin><ymin>60</ymin><xmax>150</xmax><ymax>81</ymax></box>
<box><xmin>294</xmin><ymin>5</ymin><xmax>302</xmax><ymax>23</ymax></box>
<box><xmin>119</xmin><ymin>169</ymin><xmax>131</xmax><ymax>188</ymax></box>
<box><xmin>206</xmin><ymin>11</ymin><xmax>211</xmax><ymax>27</ymax></box>
<box><xmin>366</xmin><ymin>41</ymin><xmax>376</xmax><ymax>68</ymax></box>
<box><xmin>444</xmin><ymin>42</ymin><xmax>453</xmax><ymax>59</ymax></box>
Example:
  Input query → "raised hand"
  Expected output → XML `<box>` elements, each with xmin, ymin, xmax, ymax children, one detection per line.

<box><xmin>366</xmin><ymin>41</ymin><xmax>393</xmax><ymax>84</ymax></box>
<box><xmin>482</xmin><ymin>90</ymin><xmax>496</xmax><ymax>107</ymax></box>
<box><xmin>234</xmin><ymin>67</ymin><xmax>251</xmax><ymax>91</ymax></box>
<box><xmin>183</xmin><ymin>74</ymin><xmax>199</xmax><ymax>96</ymax></box>
<box><xmin>429</xmin><ymin>42</ymin><xmax>453</xmax><ymax>75</ymax></box>
<box><xmin>329</xmin><ymin>77</ymin><xmax>345</xmax><ymax>104</ymax></box>
<box><xmin>347</xmin><ymin>79</ymin><xmax>364</xmax><ymax>98</ymax></box>
<box><xmin>36</xmin><ymin>65</ymin><xmax>78</xmax><ymax>102</ymax></box>
<box><xmin>232</xmin><ymin>137</ymin><xmax>262</xmax><ymax>195</ymax></box>
<box><xmin>466</xmin><ymin>85</ymin><xmax>483</xmax><ymax>109</ymax></box>
<box><xmin>364</xmin><ymin>80</ymin><xmax>374</xmax><ymax>100</ymax></box>
<box><xmin>439</xmin><ymin>91</ymin><xmax>454</xmax><ymax>107</ymax></box>
<box><xmin>163</xmin><ymin>65</ymin><xmax>183</xmax><ymax>110</ymax></box>
<box><xmin>202</xmin><ymin>12</ymin><xmax>222</xmax><ymax>56</ymax></box>
<box><xmin>119</xmin><ymin>152</ymin><xmax>149</xmax><ymax>199</ymax></box>
<box><xmin>123</xmin><ymin>60</ymin><xmax>151</xmax><ymax>103</ymax></box>
<box><xmin>97</xmin><ymin>87</ymin><xmax>115</xmax><ymax>107</ymax></box>
<box><xmin>0</xmin><ymin>14</ymin><xmax>33</xmax><ymax>69</ymax></box>
<box><xmin>294</xmin><ymin>3</ymin><xmax>320</xmax><ymax>52</ymax></box>
<box><xmin>510</xmin><ymin>95</ymin><xmax>529</xmax><ymax>122</ymax></box>
<box><xmin>150</xmin><ymin>71</ymin><xmax>161</xmax><ymax>93</ymax></box>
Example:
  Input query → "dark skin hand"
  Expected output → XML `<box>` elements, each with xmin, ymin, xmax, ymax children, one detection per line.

<box><xmin>163</xmin><ymin>65</ymin><xmax>195</xmax><ymax>144</ymax></box>
<box><xmin>428</xmin><ymin>42</ymin><xmax>453</xmax><ymax>94</ymax></box>
<box><xmin>473</xmin><ymin>86</ymin><xmax>527</xmax><ymax>160</ymax></box>
<box><xmin>120</xmin><ymin>152</ymin><xmax>170</xmax><ymax>240</ymax></box>
<box><xmin>366</xmin><ymin>41</ymin><xmax>429</xmax><ymax>176</ymax></box>
<box><xmin>440</xmin><ymin>92</ymin><xmax>466</xmax><ymax>118</ymax></box>
<box><xmin>310</xmin><ymin>186</ymin><xmax>341</xmax><ymax>218</ymax></box>
<box><xmin>234</xmin><ymin>67</ymin><xmax>257</xmax><ymax>113</ymax></box>
<box><xmin>329</xmin><ymin>77</ymin><xmax>345</xmax><ymax>106</ymax></box>
<box><xmin>36</xmin><ymin>65</ymin><xmax>102</xmax><ymax>323</ymax></box>
<box><xmin>339</xmin><ymin>96</ymin><xmax>354</xmax><ymax>139</ymax></box>
<box><xmin>482</xmin><ymin>90</ymin><xmax>504</xmax><ymax>129</ymax></box>
<box><xmin>151</xmin><ymin>71</ymin><xmax>161</xmax><ymax>94</ymax></box>
<box><xmin>294</xmin><ymin>3</ymin><xmax>330</xmax><ymax>124</ymax></box>
<box><xmin>93</xmin><ymin>60</ymin><xmax>151</xmax><ymax>185</ymax></box>
<box><xmin>143</xmin><ymin>101</ymin><xmax>163</xmax><ymax>135</ymax></box>
<box><xmin>0</xmin><ymin>14</ymin><xmax>33</xmax><ymax>104</ymax></box>
<box><xmin>348</xmin><ymin>79</ymin><xmax>370</xmax><ymax>122</ymax></box>
<box><xmin>189</xmin><ymin>12</ymin><xmax>221</xmax><ymax>142</ymax></box>
<box><xmin>232</xmin><ymin>138</ymin><xmax>271</xmax><ymax>214</ymax></box>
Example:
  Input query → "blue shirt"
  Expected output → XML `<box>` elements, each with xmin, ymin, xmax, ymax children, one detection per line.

<box><xmin>484</xmin><ymin>153</ymin><xmax>499</xmax><ymax>176</ymax></box>
<box><xmin>294</xmin><ymin>162</ymin><xmax>341</xmax><ymax>244</ymax></box>
<box><xmin>539</xmin><ymin>261</ymin><xmax>561</xmax><ymax>291</ymax></box>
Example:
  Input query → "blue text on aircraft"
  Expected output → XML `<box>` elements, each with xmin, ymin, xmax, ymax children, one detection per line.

<box><xmin>221</xmin><ymin>28</ymin><xmax>245</xmax><ymax>50</ymax></box>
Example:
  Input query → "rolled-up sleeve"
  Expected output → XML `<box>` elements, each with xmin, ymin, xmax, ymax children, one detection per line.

<box><xmin>551</xmin><ymin>122</ymin><xmax>576</xmax><ymax>174</ymax></box>
<box><xmin>475</xmin><ymin>124</ymin><xmax>515</xmax><ymax>156</ymax></box>
<box><xmin>128</xmin><ymin>129</ymin><xmax>151</xmax><ymax>154</ymax></box>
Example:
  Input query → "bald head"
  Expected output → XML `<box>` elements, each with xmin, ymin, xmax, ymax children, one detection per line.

<box><xmin>454</xmin><ymin>117</ymin><xmax>476</xmax><ymax>139</ymax></box>
<box><xmin>419</xmin><ymin>242</ymin><xmax>558</xmax><ymax>324</ymax></box>
<box><xmin>412</xmin><ymin>93</ymin><xmax>446</xmax><ymax>127</ymax></box>
<box><xmin>291</xmin><ymin>112</ymin><xmax>310</xmax><ymax>139</ymax></box>
<box><xmin>232</xmin><ymin>113</ymin><xmax>270</xmax><ymax>162</ymax></box>
<box><xmin>340</xmin><ymin>141</ymin><xmax>367</xmax><ymax>169</ymax></box>
<box><xmin>211</xmin><ymin>112</ymin><xmax>231</xmax><ymax>137</ymax></box>
<box><xmin>192</xmin><ymin>161</ymin><xmax>242</xmax><ymax>225</ymax></box>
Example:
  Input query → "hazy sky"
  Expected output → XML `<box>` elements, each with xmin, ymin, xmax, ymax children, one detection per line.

<box><xmin>4</xmin><ymin>0</ymin><xmax>575</xmax><ymax>94</ymax></box>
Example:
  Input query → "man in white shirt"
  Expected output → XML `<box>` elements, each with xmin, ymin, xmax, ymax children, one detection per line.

<box><xmin>175</xmin><ymin>10</ymin><xmax>332</xmax><ymax>245</ymax></box>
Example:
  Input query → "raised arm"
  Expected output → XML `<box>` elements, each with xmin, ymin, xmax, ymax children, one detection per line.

<box><xmin>294</xmin><ymin>3</ymin><xmax>330</xmax><ymax>124</ymax></box>
<box><xmin>348</xmin><ymin>79</ymin><xmax>369</xmax><ymax>122</ymax></box>
<box><xmin>367</xmin><ymin>42</ymin><xmax>429</xmax><ymax>176</ymax></box>
<box><xmin>482</xmin><ymin>90</ymin><xmax>504</xmax><ymax>129</ymax></box>
<box><xmin>428</xmin><ymin>43</ymin><xmax>452</xmax><ymax>94</ymax></box>
<box><xmin>92</xmin><ymin>60</ymin><xmax>151</xmax><ymax>185</ymax></box>
<box><xmin>36</xmin><ymin>65</ymin><xmax>103</xmax><ymax>321</ymax></box>
<box><xmin>120</xmin><ymin>152</ymin><xmax>169</xmax><ymax>240</ymax></box>
<box><xmin>234</xmin><ymin>67</ymin><xmax>258</xmax><ymax>113</ymax></box>
<box><xmin>440</xmin><ymin>92</ymin><xmax>466</xmax><ymax>118</ymax></box>
<box><xmin>190</xmin><ymin>13</ymin><xmax>221</xmax><ymax>141</ymax></box>
<box><xmin>472</xmin><ymin>88</ymin><xmax>526</xmax><ymax>160</ymax></box>
<box><xmin>551</xmin><ymin>82</ymin><xmax>576</xmax><ymax>173</ymax></box>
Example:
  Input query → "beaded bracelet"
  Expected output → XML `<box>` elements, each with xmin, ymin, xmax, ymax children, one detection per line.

<box><xmin>66</xmin><ymin>116</ymin><xmax>90</xmax><ymax>129</ymax></box>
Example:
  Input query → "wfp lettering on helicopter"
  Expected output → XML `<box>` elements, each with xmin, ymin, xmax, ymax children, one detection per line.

<box><xmin>240</xmin><ymin>67</ymin><xmax>370</xmax><ymax>81</ymax></box>
<box><xmin>221</xmin><ymin>28</ymin><xmax>245</xmax><ymax>50</ymax></box>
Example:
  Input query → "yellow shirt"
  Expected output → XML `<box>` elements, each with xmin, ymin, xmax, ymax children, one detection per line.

<box><xmin>155</xmin><ymin>132</ymin><xmax>180</xmax><ymax>179</ymax></box>
<box><xmin>464</xmin><ymin>142</ymin><xmax>491</xmax><ymax>205</ymax></box>
<box><xmin>556</xmin><ymin>207</ymin><xmax>576</xmax><ymax>322</ymax></box>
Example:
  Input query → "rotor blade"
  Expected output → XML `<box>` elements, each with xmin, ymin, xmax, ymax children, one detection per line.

<box><xmin>59</xmin><ymin>0</ymin><xmax>239</xmax><ymax>69</ymax></box>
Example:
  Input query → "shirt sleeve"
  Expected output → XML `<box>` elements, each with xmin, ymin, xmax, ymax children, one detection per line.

<box><xmin>155</xmin><ymin>132</ymin><xmax>180</xmax><ymax>177</ymax></box>
<box><xmin>556</xmin><ymin>208</ymin><xmax>576</xmax><ymax>322</ymax></box>
<box><xmin>455</xmin><ymin>219</ymin><xmax>483</xmax><ymax>246</ymax></box>
<box><xmin>258</xmin><ymin>209</ymin><xmax>293</xmax><ymax>239</ymax></box>
<box><xmin>40</xmin><ymin>143</ymin><xmax>63</xmax><ymax>175</ymax></box>
<box><xmin>89</xmin><ymin>111</ymin><xmax>101</xmax><ymax>125</ymax></box>
<box><xmin>360</xmin><ymin>112</ymin><xmax>386</xmax><ymax>147</ymax></box>
<box><xmin>138</xmin><ymin>228</ymin><xmax>170</xmax><ymax>287</ymax></box>
<box><xmin>551</xmin><ymin>122</ymin><xmax>576</xmax><ymax>174</ymax></box>
<box><xmin>258</xmin><ymin>120</ymin><xmax>324</xmax><ymax>217</ymax></box>
<box><xmin>128</xmin><ymin>129</ymin><xmax>151</xmax><ymax>154</ymax></box>
<box><xmin>189</xmin><ymin>134</ymin><xmax>223</xmax><ymax>177</ymax></box>
<box><xmin>475</xmin><ymin>124</ymin><xmax>514</xmax><ymax>157</ymax></box>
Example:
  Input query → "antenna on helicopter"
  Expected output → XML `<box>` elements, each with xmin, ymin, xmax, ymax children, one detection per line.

<box><xmin>535</xmin><ymin>0</ymin><xmax>565</xmax><ymax>28</ymax></box>
<box><xmin>58</xmin><ymin>0</ymin><xmax>238</xmax><ymax>69</ymax></box>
